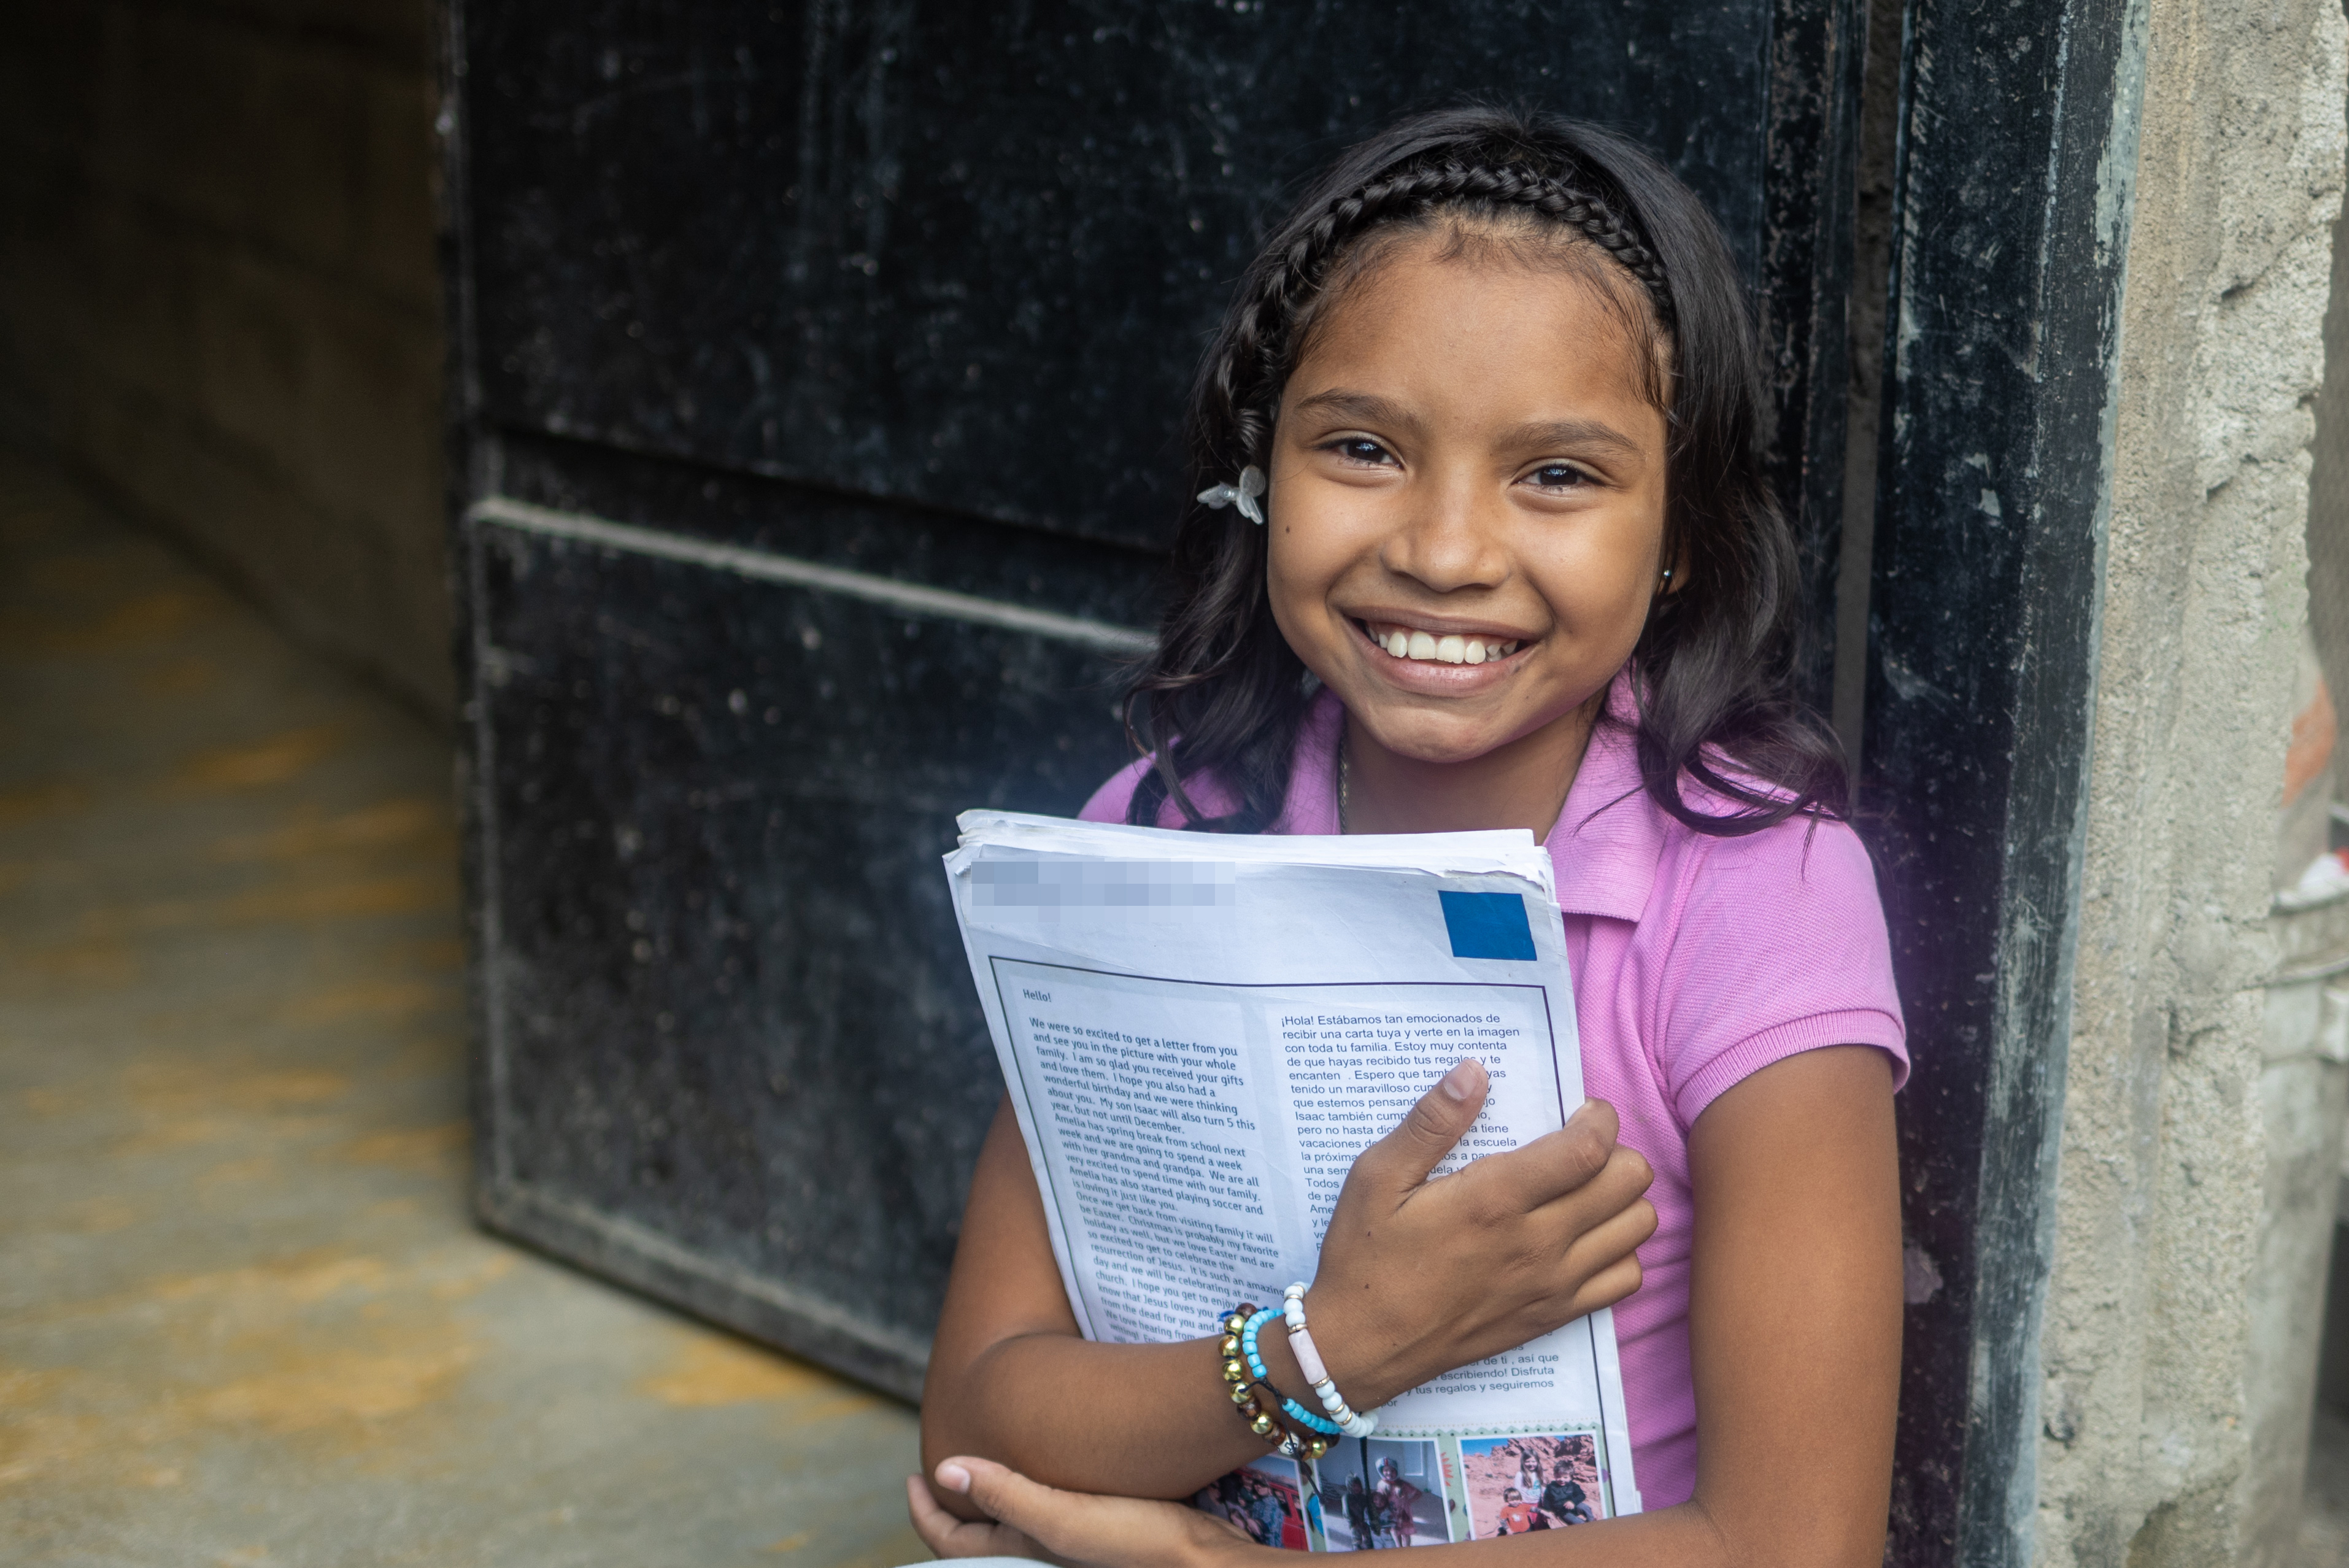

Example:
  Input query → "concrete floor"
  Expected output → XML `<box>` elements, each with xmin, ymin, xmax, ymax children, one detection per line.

<box><xmin>0</xmin><ymin>457</ymin><xmax>925</xmax><ymax>1567</ymax></box>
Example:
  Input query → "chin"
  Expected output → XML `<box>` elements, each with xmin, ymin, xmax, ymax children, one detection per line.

<box><xmin>1351</xmin><ymin>711</ymin><xmax>1525</xmax><ymax>768</ymax></box>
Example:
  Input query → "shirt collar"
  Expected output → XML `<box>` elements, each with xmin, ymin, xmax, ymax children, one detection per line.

<box><xmin>1543</xmin><ymin>674</ymin><xmax>1665</xmax><ymax>922</ymax></box>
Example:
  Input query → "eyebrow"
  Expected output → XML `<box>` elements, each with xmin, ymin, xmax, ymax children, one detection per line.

<box><xmin>1497</xmin><ymin>418</ymin><xmax>1646</xmax><ymax>459</ymax></box>
<box><xmin>1290</xmin><ymin>388</ymin><xmax>1417</xmax><ymax>428</ymax></box>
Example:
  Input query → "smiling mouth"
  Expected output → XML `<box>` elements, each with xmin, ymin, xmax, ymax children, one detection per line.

<box><xmin>1359</xmin><ymin>619</ymin><xmax>1525</xmax><ymax>666</ymax></box>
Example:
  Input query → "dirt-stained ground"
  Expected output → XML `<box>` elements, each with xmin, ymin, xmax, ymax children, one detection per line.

<box><xmin>0</xmin><ymin>457</ymin><xmax>925</xmax><ymax>1567</ymax></box>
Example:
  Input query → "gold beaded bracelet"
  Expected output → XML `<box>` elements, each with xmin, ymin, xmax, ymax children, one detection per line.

<box><xmin>1217</xmin><ymin>1305</ymin><xmax>1330</xmax><ymax>1461</ymax></box>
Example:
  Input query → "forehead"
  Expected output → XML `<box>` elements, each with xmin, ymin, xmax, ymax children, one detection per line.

<box><xmin>1290</xmin><ymin>230</ymin><xmax>1666</xmax><ymax>414</ymax></box>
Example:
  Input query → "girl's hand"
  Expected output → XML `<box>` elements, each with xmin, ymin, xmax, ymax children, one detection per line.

<box><xmin>1306</xmin><ymin>1059</ymin><xmax>1656</xmax><ymax>1406</ymax></box>
<box><xmin>908</xmin><ymin>1458</ymin><xmax>1262</xmax><ymax>1568</ymax></box>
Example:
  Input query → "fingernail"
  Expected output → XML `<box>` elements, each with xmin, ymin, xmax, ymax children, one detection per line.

<box><xmin>937</xmin><ymin>1461</ymin><xmax>972</xmax><ymax>1493</ymax></box>
<box><xmin>1440</xmin><ymin>1060</ymin><xmax>1481</xmax><ymax>1102</ymax></box>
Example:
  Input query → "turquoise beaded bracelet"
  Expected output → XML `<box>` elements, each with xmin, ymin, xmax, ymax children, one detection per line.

<box><xmin>1217</xmin><ymin>1305</ymin><xmax>1324</xmax><ymax>1459</ymax></box>
<box><xmin>1240</xmin><ymin>1307</ymin><xmax>1344</xmax><ymax>1438</ymax></box>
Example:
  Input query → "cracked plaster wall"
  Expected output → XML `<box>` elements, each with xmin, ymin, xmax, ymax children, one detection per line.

<box><xmin>2034</xmin><ymin>2</ymin><xmax>2348</xmax><ymax>1565</ymax></box>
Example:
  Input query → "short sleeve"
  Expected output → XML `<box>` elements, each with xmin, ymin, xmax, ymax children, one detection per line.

<box><xmin>1647</xmin><ymin>817</ymin><xmax>1907</xmax><ymax>1127</ymax></box>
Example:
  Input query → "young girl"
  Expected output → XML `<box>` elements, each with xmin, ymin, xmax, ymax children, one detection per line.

<box><xmin>909</xmin><ymin>106</ymin><xmax>1905</xmax><ymax>1568</ymax></box>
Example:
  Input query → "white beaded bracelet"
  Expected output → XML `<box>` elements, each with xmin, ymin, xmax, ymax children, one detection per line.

<box><xmin>1282</xmin><ymin>1283</ymin><xmax>1377</xmax><ymax>1439</ymax></box>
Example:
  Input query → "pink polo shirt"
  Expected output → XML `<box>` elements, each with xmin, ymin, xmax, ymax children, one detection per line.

<box><xmin>1079</xmin><ymin>680</ymin><xmax>1907</xmax><ymax>1510</ymax></box>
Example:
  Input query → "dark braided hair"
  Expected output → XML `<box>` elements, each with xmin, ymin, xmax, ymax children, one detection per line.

<box><xmin>1217</xmin><ymin>159</ymin><xmax>1677</xmax><ymax>468</ymax></box>
<box><xmin>1124</xmin><ymin>104</ymin><xmax>1846</xmax><ymax>836</ymax></box>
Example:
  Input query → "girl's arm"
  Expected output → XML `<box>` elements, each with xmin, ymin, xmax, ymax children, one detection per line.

<box><xmin>1674</xmin><ymin>1043</ymin><xmax>1902</xmax><ymax>1564</ymax></box>
<box><xmin>920</xmin><ymin>1062</ymin><xmax>1658</xmax><ymax>1512</ymax></box>
<box><xmin>916</xmin><ymin>1044</ymin><xmax>1902</xmax><ymax>1568</ymax></box>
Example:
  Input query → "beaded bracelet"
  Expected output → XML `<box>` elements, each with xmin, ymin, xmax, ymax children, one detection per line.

<box><xmin>1239</xmin><ymin>1306</ymin><xmax>1345</xmax><ymax>1439</ymax></box>
<box><xmin>1217</xmin><ymin>1305</ymin><xmax>1287</xmax><ymax>1447</ymax></box>
<box><xmin>1219</xmin><ymin>1306</ymin><xmax>1329</xmax><ymax>1460</ymax></box>
<box><xmin>1281</xmin><ymin>1284</ymin><xmax>1378</xmax><ymax>1439</ymax></box>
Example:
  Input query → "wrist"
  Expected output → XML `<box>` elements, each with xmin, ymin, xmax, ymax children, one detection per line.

<box><xmin>1295</xmin><ymin>1286</ymin><xmax>1411</xmax><ymax>1416</ymax></box>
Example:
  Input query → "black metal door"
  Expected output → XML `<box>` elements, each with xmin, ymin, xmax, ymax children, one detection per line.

<box><xmin>1860</xmin><ymin>1</ymin><xmax>2146</xmax><ymax>1563</ymax></box>
<box><xmin>443</xmin><ymin>0</ymin><xmax>1863</xmax><ymax>1405</ymax></box>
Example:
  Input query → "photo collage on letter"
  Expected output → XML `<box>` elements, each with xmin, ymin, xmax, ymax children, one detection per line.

<box><xmin>1192</xmin><ymin>1429</ymin><xmax>1614</xmax><ymax>1550</ymax></box>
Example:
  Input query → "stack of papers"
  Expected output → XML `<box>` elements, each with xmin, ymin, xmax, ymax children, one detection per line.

<box><xmin>945</xmin><ymin>811</ymin><xmax>1640</xmax><ymax>1543</ymax></box>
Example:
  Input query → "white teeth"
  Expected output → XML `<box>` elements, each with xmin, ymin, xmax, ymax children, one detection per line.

<box><xmin>1369</xmin><ymin>624</ymin><xmax>1521</xmax><ymax>664</ymax></box>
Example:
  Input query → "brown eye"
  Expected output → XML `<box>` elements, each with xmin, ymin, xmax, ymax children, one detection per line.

<box><xmin>1527</xmin><ymin>463</ymin><xmax>1591</xmax><ymax>490</ymax></box>
<box><xmin>1331</xmin><ymin>439</ymin><xmax>1395</xmax><ymax>466</ymax></box>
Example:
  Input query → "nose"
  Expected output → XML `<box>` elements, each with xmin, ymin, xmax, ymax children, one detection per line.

<box><xmin>1378</xmin><ymin>462</ymin><xmax>1511</xmax><ymax>595</ymax></box>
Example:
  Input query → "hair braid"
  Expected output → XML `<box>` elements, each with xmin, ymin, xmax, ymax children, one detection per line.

<box><xmin>1206</xmin><ymin>158</ymin><xmax>1677</xmax><ymax>471</ymax></box>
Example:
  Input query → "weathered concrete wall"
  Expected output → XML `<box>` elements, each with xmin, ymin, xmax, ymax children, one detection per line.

<box><xmin>2309</xmin><ymin>70</ymin><xmax>2349</xmax><ymax>812</ymax></box>
<box><xmin>2035</xmin><ymin>1</ymin><xmax>2349</xmax><ymax>1564</ymax></box>
<box><xmin>0</xmin><ymin>0</ymin><xmax>450</xmax><ymax>719</ymax></box>
<box><xmin>2248</xmin><ymin>924</ymin><xmax>2349</xmax><ymax>1562</ymax></box>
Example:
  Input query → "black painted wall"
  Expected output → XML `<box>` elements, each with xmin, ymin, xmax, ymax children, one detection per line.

<box><xmin>460</xmin><ymin>1</ymin><xmax>1832</xmax><ymax>552</ymax></box>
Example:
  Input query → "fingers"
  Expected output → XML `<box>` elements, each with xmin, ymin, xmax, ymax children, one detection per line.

<box><xmin>1565</xmin><ymin>1193</ymin><xmax>1659</xmax><ymax>1272</ymax></box>
<box><xmin>908</xmin><ymin>1473</ymin><xmax>962</xmax><ymax>1553</ymax></box>
<box><xmin>941</xmin><ymin>1454</ymin><xmax>1044</xmax><ymax>1526</ymax></box>
<box><xmin>909</xmin><ymin>1472</ymin><xmax>1030</xmax><ymax>1561</ymax></box>
<box><xmin>1493</xmin><ymin>1122</ymin><xmax>1649</xmax><ymax>1232</ymax></box>
<box><xmin>1565</xmin><ymin>1248</ymin><xmax>1646</xmax><ymax>1318</ymax></box>
<box><xmin>1521</xmin><ymin>1145</ymin><xmax>1654</xmax><ymax>1265</ymax></box>
<box><xmin>1462</xmin><ymin>1099</ymin><xmax>1624</xmax><ymax>1211</ymax></box>
<box><xmin>1351</xmin><ymin>1059</ymin><xmax>1488</xmax><ymax>1193</ymax></box>
<box><xmin>930</xmin><ymin>1456</ymin><xmax>1239</xmax><ymax>1568</ymax></box>
<box><xmin>938</xmin><ymin>1456</ymin><xmax>1093</xmax><ymax>1560</ymax></box>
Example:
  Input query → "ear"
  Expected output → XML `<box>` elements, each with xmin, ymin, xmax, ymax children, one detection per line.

<box><xmin>1657</xmin><ymin>542</ymin><xmax>1689</xmax><ymax>596</ymax></box>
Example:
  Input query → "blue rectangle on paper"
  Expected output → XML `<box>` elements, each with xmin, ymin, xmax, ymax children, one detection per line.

<box><xmin>1438</xmin><ymin>890</ymin><xmax>1537</xmax><ymax>961</ymax></box>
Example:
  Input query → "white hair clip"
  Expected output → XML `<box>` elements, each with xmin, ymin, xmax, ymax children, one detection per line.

<box><xmin>1197</xmin><ymin>465</ymin><xmax>1267</xmax><ymax>525</ymax></box>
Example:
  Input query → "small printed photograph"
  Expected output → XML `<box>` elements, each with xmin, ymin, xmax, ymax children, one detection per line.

<box><xmin>1457</xmin><ymin>1433</ymin><xmax>1607</xmax><ymax>1537</ymax></box>
<box><xmin>1195</xmin><ymin>1455</ymin><xmax>1314</xmax><ymax>1551</ymax></box>
<box><xmin>1313</xmin><ymin>1437</ymin><xmax>1454</xmax><ymax>1549</ymax></box>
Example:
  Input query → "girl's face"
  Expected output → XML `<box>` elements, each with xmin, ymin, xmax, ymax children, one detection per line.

<box><xmin>1265</xmin><ymin>236</ymin><xmax>1671</xmax><ymax>769</ymax></box>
